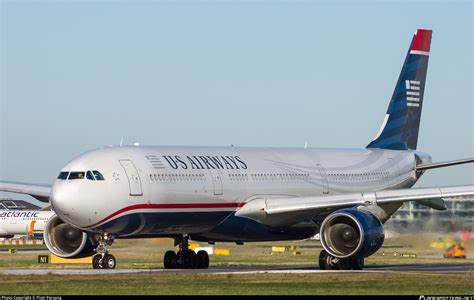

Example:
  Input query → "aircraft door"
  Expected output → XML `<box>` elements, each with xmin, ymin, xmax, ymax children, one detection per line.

<box><xmin>119</xmin><ymin>159</ymin><xmax>143</xmax><ymax>196</ymax></box>
<box><xmin>208</xmin><ymin>169</ymin><xmax>223</xmax><ymax>195</ymax></box>
<box><xmin>316</xmin><ymin>164</ymin><xmax>329</xmax><ymax>195</ymax></box>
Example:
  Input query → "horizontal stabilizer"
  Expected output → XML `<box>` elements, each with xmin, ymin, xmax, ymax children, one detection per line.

<box><xmin>417</xmin><ymin>158</ymin><xmax>474</xmax><ymax>171</ymax></box>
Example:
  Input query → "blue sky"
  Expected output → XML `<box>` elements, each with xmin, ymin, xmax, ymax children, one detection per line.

<box><xmin>1</xmin><ymin>0</ymin><xmax>472</xmax><ymax>205</ymax></box>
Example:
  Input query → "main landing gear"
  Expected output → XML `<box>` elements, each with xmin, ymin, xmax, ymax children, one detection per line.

<box><xmin>92</xmin><ymin>232</ymin><xmax>116</xmax><ymax>269</ymax></box>
<box><xmin>318</xmin><ymin>250</ymin><xmax>364</xmax><ymax>270</ymax></box>
<box><xmin>163</xmin><ymin>235</ymin><xmax>209</xmax><ymax>269</ymax></box>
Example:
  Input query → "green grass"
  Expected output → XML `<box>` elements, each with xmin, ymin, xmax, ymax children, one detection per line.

<box><xmin>0</xmin><ymin>273</ymin><xmax>472</xmax><ymax>295</ymax></box>
<box><xmin>0</xmin><ymin>234</ymin><xmax>472</xmax><ymax>269</ymax></box>
<box><xmin>0</xmin><ymin>233</ymin><xmax>472</xmax><ymax>294</ymax></box>
<box><xmin>0</xmin><ymin>244</ymin><xmax>47</xmax><ymax>250</ymax></box>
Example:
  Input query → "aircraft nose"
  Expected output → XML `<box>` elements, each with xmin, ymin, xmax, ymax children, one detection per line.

<box><xmin>50</xmin><ymin>182</ymin><xmax>80</xmax><ymax>223</ymax></box>
<box><xmin>51</xmin><ymin>183</ymin><xmax>70</xmax><ymax>215</ymax></box>
<box><xmin>50</xmin><ymin>179</ymin><xmax>104</xmax><ymax>228</ymax></box>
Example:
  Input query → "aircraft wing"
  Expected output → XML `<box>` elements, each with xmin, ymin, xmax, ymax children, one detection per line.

<box><xmin>0</xmin><ymin>181</ymin><xmax>51</xmax><ymax>202</ymax></box>
<box><xmin>235</xmin><ymin>185</ymin><xmax>474</xmax><ymax>227</ymax></box>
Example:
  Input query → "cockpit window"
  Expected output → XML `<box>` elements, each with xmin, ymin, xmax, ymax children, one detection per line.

<box><xmin>57</xmin><ymin>172</ymin><xmax>69</xmax><ymax>180</ymax></box>
<box><xmin>68</xmin><ymin>172</ymin><xmax>85</xmax><ymax>180</ymax></box>
<box><xmin>86</xmin><ymin>171</ymin><xmax>95</xmax><ymax>180</ymax></box>
<box><xmin>92</xmin><ymin>170</ymin><xmax>105</xmax><ymax>181</ymax></box>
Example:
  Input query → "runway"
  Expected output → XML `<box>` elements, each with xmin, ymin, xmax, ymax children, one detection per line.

<box><xmin>0</xmin><ymin>263</ymin><xmax>472</xmax><ymax>276</ymax></box>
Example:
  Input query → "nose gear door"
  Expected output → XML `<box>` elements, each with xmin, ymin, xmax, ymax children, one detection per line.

<box><xmin>119</xmin><ymin>160</ymin><xmax>143</xmax><ymax>196</ymax></box>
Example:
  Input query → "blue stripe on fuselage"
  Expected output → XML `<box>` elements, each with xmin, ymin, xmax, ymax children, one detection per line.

<box><xmin>93</xmin><ymin>211</ymin><xmax>317</xmax><ymax>242</ymax></box>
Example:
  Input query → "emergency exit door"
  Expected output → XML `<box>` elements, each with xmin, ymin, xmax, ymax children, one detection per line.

<box><xmin>119</xmin><ymin>159</ymin><xmax>143</xmax><ymax>196</ymax></box>
<box><xmin>208</xmin><ymin>169</ymin><xmax>223</xmax><ymax>195</ymax></box>
<box><xmin>316</xmin><ymin>164</ymin><xmax>329</xmax><ymax>194</ymax></box>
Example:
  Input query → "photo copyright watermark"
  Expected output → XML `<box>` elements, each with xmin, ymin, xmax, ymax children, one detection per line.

<box><xmin>420</xmin><ymin>297</ymin><xmax>474</xmax><ymax>300</ymax></box>
<box><xmin>1</xmin><ymin>297</ymin><xmax>61</xmax><ymax>300</ymax></box>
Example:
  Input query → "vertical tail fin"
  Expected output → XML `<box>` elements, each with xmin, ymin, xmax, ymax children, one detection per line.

<box><xmin>367</xmin><ymin>29</ymin><xmax>432</xmax><ymax>150</ymax></box>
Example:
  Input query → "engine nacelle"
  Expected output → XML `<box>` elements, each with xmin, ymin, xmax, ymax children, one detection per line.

<box><xmin>44</xmin><ymin>215</ymin><xmax>97</xmax><ymax>258</ymax></box>
<box><xmin>320</xmin><ymin>209</ymin><xmax>384</xmax><ymax>259</ymax></box>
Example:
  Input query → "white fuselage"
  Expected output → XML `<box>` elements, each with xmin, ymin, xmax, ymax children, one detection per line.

<box><xmin>0</xmin><ymin>210</ymin><xmax>55</xmax><ymax>237</ymax></box>
<box><xmin>49</xmin><ymin>145</ymin><xmax>431</xmax><ymax>239</ymax></box>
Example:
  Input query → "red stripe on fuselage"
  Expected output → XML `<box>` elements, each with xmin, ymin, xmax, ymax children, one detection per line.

<box><xmin>84</xmin><ymin>202</ymin><xmax>246</xmax><ymax>229</ymax></box>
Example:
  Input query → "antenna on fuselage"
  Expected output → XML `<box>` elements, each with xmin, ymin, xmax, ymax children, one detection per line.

<box><xmin>119</xmin><ymin>138</ymin><xmax>123</xmax><ymax>147</ymax></box>
<box><xmin>304</xmin><ymin>141</ymin><xmax>308</xmax><ymax>149</ymax></box>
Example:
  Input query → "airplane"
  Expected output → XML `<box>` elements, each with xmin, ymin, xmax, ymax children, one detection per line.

<box><xmin>0</xmin><ymin>209</ymin><xmax>55</xmax><ymax>239</ymax></box>
<box><xmin>1</xmin><ymin>28</ymin><xmax>473</xmax><ymax>270</ymax></box>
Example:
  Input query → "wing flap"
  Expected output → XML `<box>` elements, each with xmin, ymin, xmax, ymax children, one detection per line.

<box><xmin>0</xmin><ymin>181</ymin><xmax>51</xmax><ymax>202</ymax></box>
<box><xmin>418</xmin><ymin>198</ymin><xmax>446</xmax><ymax>211</ymax></box>
<box><xmin>374</xmin><ymin>185</ymin><xmax>473</xmax><ymax>203</ymax></box>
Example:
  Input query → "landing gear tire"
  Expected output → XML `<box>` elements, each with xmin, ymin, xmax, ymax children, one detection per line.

<box><xmin>164</xmin><ymin>251</ymin><xmax>177</xmax><ymax>269</ymax></box>
<box><xmin>318</xmin><ymin>250</ymin><xmax>328</xmax><ymax>270</ymax></box>
<box><xmin>318</xmin><ymin>250</ymin><xmax>340</xmax><ymax>270</ymax></box>
<box><xmin>185</xmin><ymin>250</ymin><xmax>197</xmax><ymax>269</ymax></box>
<box><xmin>104</xmin><ymin>254</ymin><xmax>116</xmax><ymax>269</ymax></box>
<box><xmin>92</xmin><ymin>254</ymin><xmax>104</xmax><ymax>269</ymax></box>
<box><xmin>174</xmin><ymin>250</ymin><xmax>198</xmax><ymax>269</ymax></box>
<box><xmin>164</xmin><ymin>235</ymin><xmax>210</xmax><ymax>269</ymax></box>
<box><xmin>175</xmin><ymin>250</ymin><xmax>184</xmax><ymax>269</ymax></box>
<box><xmin>196</xmin><ymin>250</ymin><xmax>209</xmax><ymax>269</ymax></box>
<box><xmin>318</xmin><ymin>250</ymin><xmax>364</xmax><ymax>270</ymax></box>
<box><xmin>92</xmin><ymin>254</ymin><xmax>116</xmax><ymax>269</ymax></box>
<box><xmin>351</xmin><ymin>258</ymin><xmax>364</xmax><ymax>270</ymax></box>
<box><xmin>91</xmin><ymin>232</ymin><xmax>116</xmax><ymax>270</ymax></box>
<box><xmin>328</xmin><ymin>258</ymin><xmax>341</xmax><ymax>270</ymax></box>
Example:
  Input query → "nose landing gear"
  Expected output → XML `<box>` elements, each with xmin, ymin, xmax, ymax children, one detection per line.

<box><xmin>163</xmin><ymin>235</ymin><xmax>209</xmax><ymax>269</ymax></box>
<box><xmin>92</xmin><ymin>232</ymin><xmax>116</xmax><ymax>269</ymax></box>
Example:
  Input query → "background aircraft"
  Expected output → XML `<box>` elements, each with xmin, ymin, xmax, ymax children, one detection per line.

<box><xmin>0</xmin><ymin>209</ymin><xmax>54</xmax><ymax>239</ymax></box>
<box><xmin>0</xmin><ymin>29</ymin><xmax>473</xmax><ymax>270</ymax></box>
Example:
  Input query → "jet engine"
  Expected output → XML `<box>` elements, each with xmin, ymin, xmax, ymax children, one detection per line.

<box><xmin>320</xmin><ymin>209</ymin><xmax>384</xmax><ymax>259</ymax></box>
<box><xmin>44</xmin><ymin>215</ymin><xmax>97</xmax><ymax>258</ymax></box>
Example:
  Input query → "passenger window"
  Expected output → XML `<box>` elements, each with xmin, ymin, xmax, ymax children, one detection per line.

<box><xmin>57</xmin><ymin>172</ymin><xmax>69</xmax><ymax>180</ymax></box>
<box><xmin>86</xmin><ymin>171</ymin><xmax>95</xmax><ymax>180</ymax></box>
<box><xmin>68</xmin><ymin>172</ymin><xmax>85</xmax><ymax>180</ymax></box>
<box><xmin>92</xmin><ymin>171</ymin><xmax>105</xmax><ymax>181</ymax></box>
